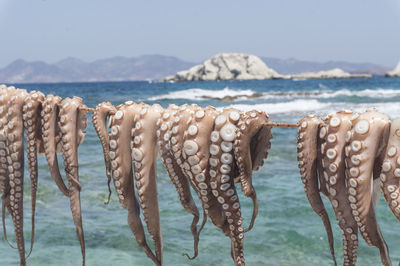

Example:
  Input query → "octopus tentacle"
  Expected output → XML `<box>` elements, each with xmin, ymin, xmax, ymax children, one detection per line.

<box><xmin>344</xmin><ymin>110</ymin><xmax>391</xmax><ymax>266</ymax></box>
<box><xmin>297</xmin><ymin>115</ymin><xmax>336</xmax><ymax>266</ymax></box>
<box><xmin>6</xmin><ymin>88</ymin><xmax>28</xmax><ymax>265</ymax></box>
<box><xmin>0</xmin><ymin>85</ymin><xmax>17</xmax><ymax>249</ymax></box>
<box><xmin>22</xmin><ymin>90</ymin><xmax>44</xmax><ymax>258</ymax></box>
<box><xmin>170</xmin><ymin>105</ymin><xmax>227</xmax><ymax>236</ymax></box>
<box><xmin>182</xmin><ymin>105</ymin><xmax>231</xmax><ymax>236</ymax></box>
<box><xmin>41</xmin><ymin>95</ymin><xmax>69</xmax><ymax>196</ymax></box>
<box><xmin>108</xmin><ymin>103</ymin><xmax>159</xmax><ymax>266</ymax></box>
<box><xmin>209</xmin><ymin>108</ymin><xmax>245</xmax><ymax>266</ymax></box>
<box><xmin>131</xmin><ymin>103</ymin><xmax>163</xmax><ymax>265</ymax></box>
<box><xmin>58</xmin><ymin>97</ymin><xmax>87</xmax><ymax>266</ymax></box>
<box><xmin>380</xmin><ymin>118</ymin><xmax>400</xmax><ymax>221</ymax></box>
<box><xmin>322</xmin><ymin>111</ymin><xmax>357</xmax><ymax>266</ymax></box>
<box><xmin>157</xmin><ymin>104</ymin><xmax>201</xmax><ymax>260</ymax></box>
<box><xmin>92</xmin><ymin>102</ymin><xmax>116</xmax><ymax>203</ymax></box>
<box><xmin>166</xmin><ymin>105</ymin><xmax>210</xmax><ymax>254</ymax></box>
<box><xmin>234</xmin><ymin>110</ymin><xmax>272</xmax><ymax>232</ymax></box>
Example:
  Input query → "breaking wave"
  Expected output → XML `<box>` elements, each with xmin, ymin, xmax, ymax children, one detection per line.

<box><xmin>148</xmin><ymin>87</ymin><xmax>260</xmax><ymax>101</ymax></box>
<box><xmin>148</xmin><ymin>87</ymin><xmax>400</xmax><ymax>101</ymax></box>
<box><xmin>227</xmin><ymin>100</ymin><xmax>400</xmax><ymax>117</ymax></box>
<box><xmin>258</xmin><ymin>88</ymin><xmax>400</xmax><ymax>100</ymax></box>
<box><xmin>227</xmin><ymin>100</ymin><xmax>327</xmax><ymax>114</ymax></box>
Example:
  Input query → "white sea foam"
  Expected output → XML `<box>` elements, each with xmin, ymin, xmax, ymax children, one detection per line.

<box><xmin>149</xmin><ymin>87</ymin><xmax>400</xmax><ymax>101</ymax></box>
<box><xmin>259</xmin><ymin>88</ymin><xmax>400</xmax><ymax>100</ymax></box>
<box><xmin>148</xmin><ymin>87</ymin><xmax>256</xmax><ymax>101</ymax></box>
<box><xmin>227</xmin><ymin>99</ymin><xmax>327</xmax><ymax>114</ymax></box>
<box><xmin>226</xmin><ymin>100</ymin><xmax>400</xmax><ymax>118</ymax></box>
<box><xmin>317</xmin><ymin>88</ymin><xmax>400</xmax><ymax>99</ymax></box>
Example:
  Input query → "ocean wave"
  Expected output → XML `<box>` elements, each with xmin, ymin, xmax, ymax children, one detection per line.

<box><xmin>148</xmin><ymin>87</ymin><xmax>260</xmax><ymax>101</ymax></box>
<box><xmin>227</xmin><ymin>100</ymin><xmax>327</xmax><ymax>114</ymax></box>
<box><xmin>317</xmin><ymin>88</ymin><xmax>400</xmax><ymax>99</ymax></box>
<box><xmin>259</xmin><ymin>88</ymin><xmax>400</xmax><ymax>100</ymax></box>
<box><xmin>226</xmin><ymin>100</ymin><xmax>400</xmax><ymax>118</ymax></box>
<box><xmin>148</xmin><ymin>87</ymin><xmax>400</xmax><ymax>102</ymax></box>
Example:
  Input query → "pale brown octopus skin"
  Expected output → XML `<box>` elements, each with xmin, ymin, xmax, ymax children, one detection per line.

<box><xmin>320</xmin><ymin>111</ymin><xmax>358</xmax><ymax>266</ymax></box>
<box><xmin>171</xmin><ymin>105</ymin><xmax>229</xmax><ymax>236</ymax></box>
<box><xmin>380</xmin><ymin>118</ymin><xmax>400</xmax><ymax>221</ymax></box>
<box><xmin>41</xmin><ymin>94</ymin><xmax>69</xmax><ymax>196</ymax></box>
<box><xmin>22</xmin><ymin>90</ymin><xmax>45</xmax><ymax>258</ymax></box>
<box><xmin>344</xmin><ymin>110</ymin><xmax>391</xmax><ymax>266</ymax></box>
<box><xmin>7</xmin><ymin>88</ymin><xmax>29</xmax><ymax>265</ymax></box>
<box><xmin>108</xmin><ymin>102</ymin><xmax>160</xmax><ymax>266</ymax></box>
<box><xmin>209</xmin><ymin>108</ymin><xmax>246</xmax><ymax>265</ymax></box>
<box><xmin>297</xmin><ymin>115</ymin><xmax>336</xmax><ymax>266</ymax></box>
<box><xmin>92</xmin><ymin>102</ymin><xmax>117</xmax><ymax>202</ymax></box>
<box><xmin>183</xmin><ymin>105</ymin><xmax>229</xmax><ymax>230</ymax></box>
<box><xmin>58</xmin><ymin>97</ymin><xmax>88</xmax><ymax>266</ymax></box>
<box><xmin>157</xmin><ymin>104</ymin><xmax>202</xmax><ymax>259</ymax></box>
<box><xmin>0</xmin><ymin>85</ymin><xmax>15</xmax><ymax>246</ymax></box>
<box><xmin>131</xmin><ymin>103</ymin><xmax>163</xmax><ymax>265</ymax></box>
<box><xmin>234</xmin><ymin>110</ymin><xmax>273</xmax><ymax>233</ymax></box>
<box><xmin>159</xmin><ymin>104</ymin><xmax>237</xmax><ymax>260</ymax></box>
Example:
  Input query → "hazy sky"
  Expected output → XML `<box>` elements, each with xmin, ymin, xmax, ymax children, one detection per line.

<box><xmin>1</xmin><ymin>0</ymin><xmax>400</xmax><ymax>67</ymax></box>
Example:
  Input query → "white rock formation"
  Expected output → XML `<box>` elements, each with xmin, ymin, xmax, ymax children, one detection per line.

<box><xmin>164</xmin><ymin>53</ymin><xmax>283</xmax><ymax>81</ymax></box>
<box><xmin>386</xmin><ymin>61</ymin><xmax>400</xmax><ymax>77</ymax></box>
<box><xmin>290</xmin><ymin>68</ymin><xmax>371</xmax><ymax>79</ymax></box>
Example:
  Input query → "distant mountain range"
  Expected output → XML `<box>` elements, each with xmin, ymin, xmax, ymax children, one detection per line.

<box><xmin>0</xmin><ymin>55</ymin><xmax>195</xmax><ymax>83</ymax></box>
<box><xmin>0</xmin><ymin>54</ymin><xmax>391</xmax><ymax>83</ymax></box>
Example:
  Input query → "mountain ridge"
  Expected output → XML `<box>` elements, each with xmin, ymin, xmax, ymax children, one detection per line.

<box><xmin>0</xmin><ymin>55</ymin><xmax>391</xmax><ymax>83</ymax></box>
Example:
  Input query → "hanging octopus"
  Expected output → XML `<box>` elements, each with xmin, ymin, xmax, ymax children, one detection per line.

<box><xmin>234</xmin><ymin>110</ymin><xmax>273</xmax><ymax>232</ymax></box>
<box><xmin>58</xmin><ymin>96</ymin><xmax>89</xmax><ymax>266</ymax></box>
<box><xmin>297</xmin><ymin>115</ymin><xmax>337</xmax><ymax>265</ymax></box>
<box><xmin>4</xmin><ymin>87</ymin><xmax>28</xmax><ymax>265</ymax></box>
<box><xmin>101</xmin><ymin>101</ymin><xmax>162</xmax><ymax>265</ymax></box>
<box><xmin>93</xmin><ymin>101</ymin><xmax>277</xmax><ymax>266</ymax></box>
<box><xmin>92</xmin><ymin>102</ymin><xmax>117</xmax><ymax>203</ymax></box>
<box><xmin>344</xmin><ymin>110</ymin><xmax>391</xmax><ymax>266</ymax></box>
<box><xmin>297</xmin><ymin>109</ymin><xmax>393</xmax><ymax>266</ymax></box>
<box><xmin>157</xmin><ymin>104</ymin><xmax>203</xmax><ymax>260</ymax></box>
<box><xmin>0</xmin><ymin>85</ymin><xmax>88</xmax><ymax>266</ymax></box>
<box><xmin>22</xmin><ymin>90</ymin><xmax>45</xmax><ymax>258</ymax></box>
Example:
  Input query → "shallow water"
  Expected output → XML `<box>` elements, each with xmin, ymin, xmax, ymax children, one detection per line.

<box><xmin>1</xmin><ymin>78</ymin><xmax>400</xmax><ymax>265</ymax></box>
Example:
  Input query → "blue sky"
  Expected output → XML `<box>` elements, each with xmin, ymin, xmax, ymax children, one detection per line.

<box><xmin>0</xmin><ymin>0</ymin><xmax>399</xmax><ymax>67</ymax></box>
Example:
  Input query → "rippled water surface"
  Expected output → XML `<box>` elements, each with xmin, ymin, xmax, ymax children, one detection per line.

<box><xmin>1</xmin><ymin>78</ymin><xmax>400</xmax><ymax>265</ymax></box>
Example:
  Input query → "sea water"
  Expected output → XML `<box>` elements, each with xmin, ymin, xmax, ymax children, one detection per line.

<box><xmin>1</xmin><ymin>78</ymin><xmax>400</xmax><ymax>265</ymax></box>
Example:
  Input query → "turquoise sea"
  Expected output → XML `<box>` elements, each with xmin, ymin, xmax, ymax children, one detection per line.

<box><xmin>1</xmin><ymin>78</ymin><xmax>400</xmax><ymax>265</ymax></box>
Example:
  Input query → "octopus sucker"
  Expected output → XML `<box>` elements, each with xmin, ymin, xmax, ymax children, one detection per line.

<box><xmin>6</xmin><ymin>88</ymin><xmax>28</xmax><ymax>265</ymax></box>
<box><xmin>317</xmin><ymin>123</ymin><xmax>330</xmax><ymax>198</ymax></box>
<box><xmin>131</xmin><ymin>103</ymin><xmax>163</xmax><ymax>265</ymax></box>
<box><xmin>92</xmin><ymin>102</ymin><xmax>116</xmax><ymax>203</ymax></box>
<box><xmin>22</xmin><ymin>90</ymin><xmax>45</xmax><ymax>258</ymax></box>
<box><xmin>344</xmin><ymin>110</ymin><xmax>391</xmax><ymax>266</ymax></box>
<box><xmin>210</xmin><ymin>108</ymin><xmax>245</xmax><ymax>266</ymax></box>
<box><xmin>381</xmin><ymin>118</ymin><xmax>400</xmax><ymax>221</ymax></box>
<box><xmin>108</xmin><ymin>103</ymin><xmax>160</xmax><ymax>266</ymax></box>
<box><xmin>297</xmin><ymin>115</ymin><xmax>337</xmax><ymax>266</ymax></box>
<box><xmin>58</xmin><ymin>97</ymin><xmax>87</xmax><ymax>266</ymax></box>
<box><xmin>158</xmin><ymin>105</ymin><xmax>202</xmax><ymax>260</ymax></box>
<box><xmin>322</xmin><ymin>112</ymin><xmax>357</xmax><ymax>266</ymax></box>
<box><xmin>41</xmin><ymin>95</ymin><xmax>69</xmax><ymax>197</ymax></box>
<box><xmin>234</xmin><ymin>110</ymin><xmax>272</xmax><ymax>233</ymax></box>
